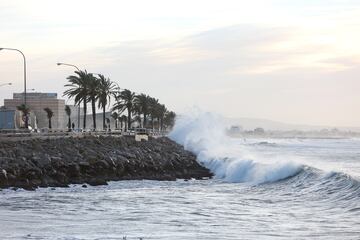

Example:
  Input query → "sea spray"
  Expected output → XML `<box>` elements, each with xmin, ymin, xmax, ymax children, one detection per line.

<box><xmin>169</xmin><ymin>110</ymin><xmax>302</xmax><ymax>184</ymax></box>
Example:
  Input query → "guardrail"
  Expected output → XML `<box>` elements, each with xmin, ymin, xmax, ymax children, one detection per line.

<box><xmin>0</xmin><ymin>129</ymin><xmax>31</xmax><ymax>134</ymax></box>
<box><xmin>0</xmin><ymin>128</ymin><xmax>168</xmax><ymax>139</ymax></box>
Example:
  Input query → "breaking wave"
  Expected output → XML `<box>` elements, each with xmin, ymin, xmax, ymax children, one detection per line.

<box><xmin>169</xmin><ymin>110</ymin><xmax>302</xmax><ymax>184</ymax></box>
<box><xmin>169</xmin><ymin>109</ymin><xmax>360</xmax><ymax>197</ymax></box>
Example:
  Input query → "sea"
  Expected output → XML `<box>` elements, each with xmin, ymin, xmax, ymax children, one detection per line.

<box><xmin>0</xmin><ymin>112</ymin><xmax>359</xmax><ymax>239</ymax></box>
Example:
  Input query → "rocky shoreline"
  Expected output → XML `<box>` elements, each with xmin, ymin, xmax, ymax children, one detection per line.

<box><xmin>0</xmin><ymin>136</ymin><xmax>212</xmax><ymax>190</ymax></box>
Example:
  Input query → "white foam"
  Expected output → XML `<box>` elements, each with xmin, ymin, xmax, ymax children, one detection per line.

<box><xmin>169</xmin><ymin>109</ymin><xmax>302</xmax><ymax>184</ymax></box>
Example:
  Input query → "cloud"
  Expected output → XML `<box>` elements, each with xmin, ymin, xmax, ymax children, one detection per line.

<box><xmin>93</xmin><ymin>24</ymin><xmax>360</xmax><ymax>77</ymax></box>
<box><xmin>75</xmin><ymin>24</ymin><xmax>360</xmax><ymax>127</ymax></box>
<box><xmin>2</xmin><ymin>2</ymin><xmax>360</xmax><ymax>127</ymax></box>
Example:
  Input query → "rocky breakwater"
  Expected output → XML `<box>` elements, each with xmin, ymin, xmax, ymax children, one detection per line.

<box><xmin>0</xmin><ymin>136</ymin><xmax>212</xmax><ymax>190</ymax></box>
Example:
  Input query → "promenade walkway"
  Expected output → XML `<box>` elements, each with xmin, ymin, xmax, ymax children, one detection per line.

<box><xmin>0</xmin><ymin>128</ymin><xmax>168</xmax><ymax>142</ymax></box>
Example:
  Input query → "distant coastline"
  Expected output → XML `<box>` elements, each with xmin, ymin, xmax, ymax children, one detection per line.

<box><xmin>226</xmin><ymin>117</ymin><xmax>360</xmax><ymax>132</ymax></box>
<box><xmin>227</xmin><ymin>129</ymin><xmax>360</xmax><ymax>139</ymax></box>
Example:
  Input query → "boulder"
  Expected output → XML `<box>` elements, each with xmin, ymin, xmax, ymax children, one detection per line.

<box><xmin>0</xmin><ymin>136</ymin><xmax>212</xmax><ymax>190</ymax></box>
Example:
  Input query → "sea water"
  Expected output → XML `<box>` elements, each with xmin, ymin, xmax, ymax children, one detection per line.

<box><xmin>0</xmin><ymin>112</ymin><xmax>359</xmax><ymax>239</ymax></box>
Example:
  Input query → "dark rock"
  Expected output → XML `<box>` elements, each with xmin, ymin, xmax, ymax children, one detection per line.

<box><xmin>79</xmin><ymin>162</ymin><xmax>90</xmax><ymax>168</ymax></box>
<box><xmin>0</xmin><ymin>169</ymin><xmax>7</xmax><ymax>181</ymax></box>
<box><xmin>87</xmin><ymin>178</ymin><xmax>108</xmax><ymax>186</ymax></box>
<box><xmin>67</xmin><ymin>163</ymin><xmax>80</xmax><ymax>178</ymax></box>
<box><xmin>0</xmin><ymin>136</ymin><xmax>213</xmax><ymax>190</ymax></box>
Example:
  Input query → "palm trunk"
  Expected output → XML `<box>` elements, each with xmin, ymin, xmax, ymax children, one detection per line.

<box><xmin>143</xmin><ymin>113</ymin><xmax>147</xmax><ymax>128</ymax></box>
<box><xmin>25</xmin><ymin>114</ymin><xmax>29</xmax><ymax>129</ymax></box>
<box><xmin>49</xmin><ymin>118</ymin><xmax>52</xmax><ymax>129</ymax></box>
<box><xmin>91</xmin><ymin>97</ymin><xmax>96</xmax><ymax>130</ymax></box>
<box><xmin>68</xmin><ymin>117</ymin><xmax>71</xmax><ymax>130</ymax></box>
<box><xmin>83</xmin><ymin>98</ymin><xmax>87</xmax><ymax>129</ymax></box>
<box><xmin>127</xmin><ymin>110</ymin><xmax>131</xmax><ymax>129</ymax></box>
<box><xmin>103</xmin><ymin>107</ymin><xmax>106</xmax><ymax>130</ymax></box>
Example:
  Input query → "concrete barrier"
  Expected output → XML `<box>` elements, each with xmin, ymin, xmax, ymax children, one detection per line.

<box><xmin>135</xmin><ymin>134</ymin><xmax>149</xmax><ymax>142</ymax></box>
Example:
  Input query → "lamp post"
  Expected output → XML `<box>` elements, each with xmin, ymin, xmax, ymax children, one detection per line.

<box><xmin>0</xmin><ymin>48</ymin><xmax>28</xmax><ymax>128</ymax></box>
<box><xmin>57</xmin><ymin>62</ymin><xmax>80</xmax><ymax>71</ymax></box>
<box><xmin>0</xmin><ymin>82</ymin><xmax>12</xmax><ymax>87</ymax></box>
<box><xmin>57</xmin><ymin>62</ymin><xmax>81</xmax><ymax>129</ymax></box>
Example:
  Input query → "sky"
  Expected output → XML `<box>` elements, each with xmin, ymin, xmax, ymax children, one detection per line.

<box><xmin>0</xmin><ymin>0</ymin><xmax>360</xmax><ymax>127</ymax></box>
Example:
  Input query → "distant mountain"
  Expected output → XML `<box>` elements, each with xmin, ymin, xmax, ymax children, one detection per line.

<box><xmin>225</xmin><ymin>117</ymin><xmax>360</xmax><ymax>132</ymax></box>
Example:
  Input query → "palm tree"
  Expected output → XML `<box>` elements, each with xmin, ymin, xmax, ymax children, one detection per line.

<box><xmin>106</xmin><ymin>118</ymin><xmax>110</xmax><ymax>130</ymax></box>
<box><xmin>65</xmin><ymin>105</ymin><xmax>71</xmax><ymax>131</ymax></box>
<box><xmin>120</xmin><ymin>114</ymin><xmax>127</xmax><ymax>131</ymax></box>
<box><xmin>148</xmin><ymin>97</ymin><xmax>159</xmax><ymax>129</ymax></box>
<box><xmin>132</xmin><ymin>104</ymin><xmax>142</xmax><ymax>127</ymax></box>
<box><xmin>44</xmin><ymin>107</ymin><xmax>54</xmax><ymax>129</ymax></box>
<box><xmin>64</xmin><ymin>70</ymin><xmax>91</xmax><ymax>129</ymax></box>
<box><xmin>157</xmin><ymin>104</ymin><xmax>167</xmax><ymax>130</ymax></box>
<box><xmin>134</xmin><ymin>93</ymin><xmax>150</xmax><ymax>128</ymax></box>
<box><xmin>86</xmin><ymin>74</ymin><xmax>99</xmax><ymax>130</ymax></box>
<box><xmin>16</xmin><ymin>104</ymin><xmax>30</xmax><ymax>128</ymax></box>
<box><xmin>96</xmin><ymin>74</ymin><xmax>115</xmax><ymax>130</ymax></box>
<box><xmin>113</xmin><ymin>89</ymin><xmax>135</xmax><ymax>130</ymax></box>
<box><xmin>111</xmin><ymin>112</ymin><xmax>119</xmax><ymax>129</ymax></box>
<box><xmin>119</xmin><ymin>115</ymin><xmax>123</xmax><ymax>130</ymax></box>
<box><xmin>133</xmin><ymin>115</ymin><xmax>142</xmax><ymax>128</ymax></box>
<box><xmin>164</xmin><ymin>111</ymin><xmax>176</xmax><ymax>129</ymax></box>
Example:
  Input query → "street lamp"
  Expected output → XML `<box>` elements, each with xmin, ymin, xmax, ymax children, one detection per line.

<box><xmin>57</xmin><ymin>62</ymin><xmax>80</xmax><ymax>71</ymax></box>
<box><xmin>0</xmin><ymin>82</ymin><xmax>12</xmax><ymax>87</ymax></box>
<box><xmin>0</xmin><ymin>48</ymin><xmax>28</xmax><ymax>128</ymax></box>
<box><xmin>57</xmin><ymin>62</ymin><xmax>81</xmax><ymax>129</ymax></box>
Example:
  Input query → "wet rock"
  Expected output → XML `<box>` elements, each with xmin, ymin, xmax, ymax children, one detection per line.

<box><xmin>0</xmin><ymin>169</ymin><xmax>7</xmax><ymax>180</ymax></box>
<box><xmin>0</xmin><ymin>136</ymin><xmax>213</xmax><ymax>190</ymax></box>
<box><xmin>67</xmin><ymin>163</ymin><xmax>80</xmax><ymax>178</ymax></box>
<box><xmin>88</xmin><ymin>178</ymin><xmax>108</xmax><ymax>186</ymax></box>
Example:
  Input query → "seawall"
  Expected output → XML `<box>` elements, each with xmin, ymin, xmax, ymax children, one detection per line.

<box><xmin>0</xmin><ymin>136</ymin><xmax>212</xmax><ymax>190</ymax></box>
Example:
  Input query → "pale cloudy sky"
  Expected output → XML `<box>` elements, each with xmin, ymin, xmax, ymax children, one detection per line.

<box><xmin>1</xmin><ymin>0</ymin><xmax>360</xmax><ymax>127</ymax></box>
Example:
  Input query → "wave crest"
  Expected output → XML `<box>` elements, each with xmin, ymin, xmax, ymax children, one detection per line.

<box><xmin>169</xmin><ymin>110</ymin><xmax>302</xmax><ymax>184</ymax></box>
